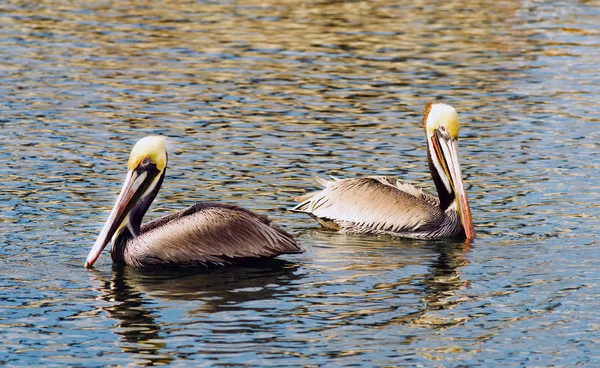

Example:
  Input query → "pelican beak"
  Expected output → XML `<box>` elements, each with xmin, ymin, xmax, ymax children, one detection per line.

<box><xmin>433</xmin><ymin>131</ymin><xmax>475</xmax><ymax>240</ymax></box>
<box><xmin>84</xmin><ymin>169</ymin><xmax>148</xmax><ymax>268</ymax></box>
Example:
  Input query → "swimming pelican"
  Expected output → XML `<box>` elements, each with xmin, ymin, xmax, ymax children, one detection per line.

<box><xmin>85</xmin><ymin>136</ymin><xmax>301</xmax><ymax>269</ymax></box>
<box><xmin>292</xmin><ymin>102</ymin><xmax>475</xmax><ymax>240</ymax></box>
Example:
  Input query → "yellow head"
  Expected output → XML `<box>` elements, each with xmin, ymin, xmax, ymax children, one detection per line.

<box><xmin>423</xmin><ymin>102</ymin><xmax>460</xmax><ymax>139</ymax></box>
<box><xmin>127</xmin><ymin>136</ymin><xmax>168</xmax><ymax>171</ymax></box>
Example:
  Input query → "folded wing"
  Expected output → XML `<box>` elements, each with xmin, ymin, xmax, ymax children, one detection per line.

<box><xmin>127</xmin><ymin>202</ymin><xmax>301</xmax><ymax>267</ymax></box>
<box><xmin>292</xmin><ymin>176</ymin><xmax>442</xmax><ymax>235</ymax></box>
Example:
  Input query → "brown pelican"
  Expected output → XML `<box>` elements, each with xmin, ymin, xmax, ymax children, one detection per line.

<box><xmin>292</xmin><ymin>102</ymin><xmax>475</xmax><ymax>240</ymax></box>
<box><xmin>85</xmin><ymin>136</ymin><xmax>301</xmax><ymax>269</ymax></box>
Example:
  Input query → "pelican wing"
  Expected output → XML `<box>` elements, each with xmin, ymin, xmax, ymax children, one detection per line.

<box><xmin>127</xmin><ymin>202</ymin><xmax>301</xmax><ymax>267</ymax></box>
<box><xmin>292</xmin><ymin>176</ymin><xmax>442</xmax><ymax>234</ymax></box>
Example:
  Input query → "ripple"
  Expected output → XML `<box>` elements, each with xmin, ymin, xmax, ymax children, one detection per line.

<box><xmin>1</xmin><ymin>0</ymin><xmax>600</xmax><ymax>366</ymax></box>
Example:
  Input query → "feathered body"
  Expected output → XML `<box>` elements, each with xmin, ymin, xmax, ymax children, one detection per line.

<box><xmin>113</xmin><ymin>202</ymin><xmax>300</xmax><ymax>268</ymax></box>
<box><xmin>293</xmin><ymin>176</ymin><xmax>463</xmax><ymax>239</ymax></box>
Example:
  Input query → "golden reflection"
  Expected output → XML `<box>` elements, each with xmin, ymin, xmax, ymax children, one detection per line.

<box><xmin>4</xmin><ymin>0</ymin><xmax>527</xmax><ymax>134</ymax></box>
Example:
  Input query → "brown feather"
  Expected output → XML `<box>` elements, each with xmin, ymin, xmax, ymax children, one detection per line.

<box><xmin>292</xmin><ymin>176</ymin><xmax>459</xmax><ymax>238</ymax></box>
<box><xmin>423</xmin><ymin>101</ymin><xmax>436</xmax><ymax>128</ymax></box>
<box><xmin>125</xmin><ymin>202</ymin><xmax>301</xmax><ymax>268</ymax></box>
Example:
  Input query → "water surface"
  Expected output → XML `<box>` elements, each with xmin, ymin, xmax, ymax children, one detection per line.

<box><xmin>2</xmin><ymin>0</ymin><xmax>600</xmax><ymax>366</ymax></box>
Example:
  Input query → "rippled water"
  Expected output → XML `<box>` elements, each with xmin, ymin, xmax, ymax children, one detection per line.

<box><xmin>2</xmin><ymin>0</ymin><xmax>600</xmax><ymax>366</ymax></box>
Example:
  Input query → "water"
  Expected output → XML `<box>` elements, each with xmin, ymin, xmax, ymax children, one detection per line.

<box><xmin>1</xmin><ymin>0</ymin><xmax>600</xmax><ymax>366</ymax></box>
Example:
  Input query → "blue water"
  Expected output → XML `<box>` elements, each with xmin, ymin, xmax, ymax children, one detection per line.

<box><xmin>2</xmin><ymin>0</ymin><xmax>600</xmax><ymax>366</ymax></box>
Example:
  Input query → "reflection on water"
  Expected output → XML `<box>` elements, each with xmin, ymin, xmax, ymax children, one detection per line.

<box><xmin>95</xmin><ymin>268</ymin><xmax>171</xmax><ymax>366</ymax></box>
<box><xmin>105</xmin><ymin>261</ymin><xmax>302</xmax><ymax>309</ymax></box>
<box><xmin>2</xmin><ymin>0</ymin><xmax>600</xmax><ymax>366</ymax></box>
<box><xmin>89</xmin><ymin>262</ymin><xmax>301</xmax><ymax>366</ymax></box>
<box><xmin>83</xmin><ymin>236</ymin><xmax>471</xmax><ymax>365</ymax></box>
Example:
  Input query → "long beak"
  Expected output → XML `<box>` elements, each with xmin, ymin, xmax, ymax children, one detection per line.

<box><xmin>434</xmin><ymin>134</ymin><xmax>475</xmax><ymax>240</ymax></box>
<box><xmin>84</xmin><ymin>170</ymin><xmax>148</xmax><ymax>268</ymax></box>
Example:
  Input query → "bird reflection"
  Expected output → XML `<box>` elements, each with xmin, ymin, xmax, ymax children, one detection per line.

<box><xmin>95</xmin><ymin>265</ymin><xmax>171</xmax><ymax>366</ymax></box>
<box><xmin>385</xmin><ymin>240</ymin><xmax>471</xmax><ymax>329</ymax></box>
<box><xmin>114</xmin><ymin>260</ymin><xmax>302</xmax><ymax>313</ymax></box>
<box><xmin>90</xmin><ymin>260</ymin><xmax>302</xmax><ymax>364</ymax></box>
<box><xmin>416</xmin><ymin>241</ymin><xmax>471</xmax><ymax>326</ymax></box>
<box><xmin>296</xmin><ymin>229</ymin><xmax>471</xmax><ymax>330</ymax></box>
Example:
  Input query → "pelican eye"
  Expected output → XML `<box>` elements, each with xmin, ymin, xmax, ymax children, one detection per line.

<box><xmin>141</xmin><ymin>157</ymin><xmax>151</xmax><ymax>166</ymax></box>
<box><xmin>439</xmin><ymin>126</ymin><xmax>446</xmax><ymax>132</ymax></box>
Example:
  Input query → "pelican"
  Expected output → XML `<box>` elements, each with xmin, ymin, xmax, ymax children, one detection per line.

<box><xmin>292</xmin><ymin>102</ymin><xmax>475</xmax><ymax>240</ymax></box>
<box><xmin>85</xmin><ymin>136</ymin><xmax>301</xmax><ymax>269</ymax></box>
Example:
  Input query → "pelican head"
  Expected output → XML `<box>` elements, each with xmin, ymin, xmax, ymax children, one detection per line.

<box><xmin>85</xmin><ymin>136</ymin><xmax>168</xmax><ymax>268</ymax></box>
<box><xmin>423</xmin><ymin>102</ymin><xmax>475</xmax><ymax>240</ymax></box>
